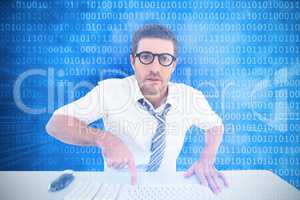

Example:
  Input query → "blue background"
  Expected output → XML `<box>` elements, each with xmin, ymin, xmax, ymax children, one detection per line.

<box><xmin>0</xmin><ymin>0</ymin><xmax>299</xmax><ymax>189</ymax></box>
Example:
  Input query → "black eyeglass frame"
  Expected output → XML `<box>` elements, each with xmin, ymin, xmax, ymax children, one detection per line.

<box><xmin>134</xmin><ymin>51</ymin><xmax>177</xmax><ymax>67</ymax></box>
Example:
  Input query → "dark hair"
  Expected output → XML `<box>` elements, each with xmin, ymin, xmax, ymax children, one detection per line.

<box><xmin>131</xmin><ymin>24</ymin><xmax>178</xmax><ymax>57</ymax></box>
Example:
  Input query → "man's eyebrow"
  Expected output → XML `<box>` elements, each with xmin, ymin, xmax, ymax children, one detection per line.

<box><xmin>138</xmin><ymin>50</ymin><xmax>174</xmax><ymax>54</ymax></box>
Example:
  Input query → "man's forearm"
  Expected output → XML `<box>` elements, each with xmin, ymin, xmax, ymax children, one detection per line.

<box><xmin>46</xmin><ymin>114</ymin><xmax>108</xmax><ymax>147</ymax></box>
<box><xmin>201</xmin><ymin>124</ymin><xmax>224</xmax><ymax>162</ymax></box>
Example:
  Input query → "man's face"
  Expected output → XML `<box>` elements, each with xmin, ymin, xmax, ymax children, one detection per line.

<box><xmin>130</xmin><ymin>38</ymin><xmax>176</xmax><ymax>96</ymax></box>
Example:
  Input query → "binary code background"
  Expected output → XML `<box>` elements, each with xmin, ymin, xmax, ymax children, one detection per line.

<box><xmin>0</xmin><ymin>0</ymin><xmax>300</xmax><ymax>189</ymax></box>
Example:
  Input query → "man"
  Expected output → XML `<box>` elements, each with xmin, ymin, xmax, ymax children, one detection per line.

<box><xmin>46</xmin><ymin>24</ymin><xmax>228</xmax><ymax>194</ymax></box>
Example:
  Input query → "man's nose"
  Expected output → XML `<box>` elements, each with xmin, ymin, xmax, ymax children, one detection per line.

<box><xmin>150</xmin><ymin>56</ymin><xmax>162</xmax><ymax>72</ymax></box>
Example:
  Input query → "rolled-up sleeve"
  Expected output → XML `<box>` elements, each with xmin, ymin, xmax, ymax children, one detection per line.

<box><xmin>190</xmin><ymin>87</ymin><xmax>223</xmax><ymax>130</ymax></box>
<box><xmin>53</xmin><ymin>81</ymin><xmax>105</xmax><ymax>125</ymax></box>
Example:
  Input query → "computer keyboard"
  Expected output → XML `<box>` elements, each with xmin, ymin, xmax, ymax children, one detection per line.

<box><xmin>64</xmin><ymin>180</ymin><xmax>217</xmax><ymax>200</ymax></box>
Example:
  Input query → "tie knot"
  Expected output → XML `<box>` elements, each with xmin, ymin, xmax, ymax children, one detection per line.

<box><xmin>138</xmin><ymin>99</ymin><xmax>171</xmax><ymax>121</ymax></box>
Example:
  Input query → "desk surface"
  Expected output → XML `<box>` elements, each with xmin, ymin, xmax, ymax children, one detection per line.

<box><xmin>0</xmin><ymin>170</ymin><xmax>299</xmax><ymax>200</ymax></box>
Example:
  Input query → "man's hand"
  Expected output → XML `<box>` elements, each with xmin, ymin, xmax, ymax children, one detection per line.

<box><xmin>183</xmin><ymin>155</ymin><xmax>228</xmax><ymax>194</ymax></box>
<box><xmin>95</xmin><ymin>132</ymin><xmax>137</xmax><ymax>185</ymax></box>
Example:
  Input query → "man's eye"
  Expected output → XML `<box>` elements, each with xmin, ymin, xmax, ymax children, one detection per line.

<box><xmin>160</xmin><ymin>55</ymin><xmax>171</xmax><ymax>62</ymax></box>
<box><xmin>141</xmin><ymin>54</ymin><xmax>152</xmax><ymax>60</ymax></box>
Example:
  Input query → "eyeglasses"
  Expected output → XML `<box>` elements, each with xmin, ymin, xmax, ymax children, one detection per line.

<box><xmin>134</xmin><ymin>51</ymin><xmax>176</xmax><ymax>67</ymax></box>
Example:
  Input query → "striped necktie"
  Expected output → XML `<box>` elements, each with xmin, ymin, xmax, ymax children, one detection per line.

<box><xmin>138</xmin><ymin>98</ymin><xmax>171</xmax><ymax>172</ymax></box>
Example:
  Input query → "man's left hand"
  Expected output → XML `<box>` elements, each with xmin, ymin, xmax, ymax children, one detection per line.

<box><xmin>183</xmin><ymin>157</ymin><xmax>228</xmax><ymax>194</ymax></box>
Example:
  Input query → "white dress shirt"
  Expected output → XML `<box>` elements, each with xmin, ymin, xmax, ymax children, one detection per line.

<box><xmin>53</xmin><ymin>75</ymin><xmax>223</xmax><ymax>172</ymax></box>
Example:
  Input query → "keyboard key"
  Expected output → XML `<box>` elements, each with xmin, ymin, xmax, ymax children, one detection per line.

<box><xmin>94</xmin><ymin>184</ymin><xmax>121</xmax><ymax>200</ymax></box>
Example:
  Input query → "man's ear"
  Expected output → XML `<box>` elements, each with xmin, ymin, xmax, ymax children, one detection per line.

<box><xmin>130</xmin><ymin>53</ymin><xmax>135</xmax><ymax>71</ymax></box>
<box><xmin>171</xmin><ymin>61</ymin><xmax>177</xmax><ymax>73</ymax></box>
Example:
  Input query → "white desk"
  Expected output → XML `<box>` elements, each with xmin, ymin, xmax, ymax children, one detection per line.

<box><xmin>0</xmin><ymin>170</ymin><xmax>299</xmax><ymax>200</ymax></box>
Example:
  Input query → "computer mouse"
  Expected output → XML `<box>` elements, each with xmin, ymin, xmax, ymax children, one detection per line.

<box><xmin>48</xmin><ymin>170</ymin><xmax>75</xmax><ymax>192</ymax></box>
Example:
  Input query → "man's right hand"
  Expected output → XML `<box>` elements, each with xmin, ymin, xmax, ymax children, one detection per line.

<box><xmin>95</xmin><ymin>132</ymin><xmax>137</xmax><ymax>185</ymax></box>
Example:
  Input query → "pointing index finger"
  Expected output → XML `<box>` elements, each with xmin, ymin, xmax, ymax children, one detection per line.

<box><xmin>128</xmin><ymin>158</ymin><xmax>137</xmax><ymax>185</ymax></box>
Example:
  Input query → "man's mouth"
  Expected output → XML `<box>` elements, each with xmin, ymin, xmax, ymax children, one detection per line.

<box><xmin>146</xmin><ymin>78</ymin><xmax>161</xmax><ymax>83</ymax></box>
<box><xmin>146</xmin><ymin>76</ymin><xmax>161</xmax><ymax>81</ymax></box>
<box><xmin>147</xmin><ymin>78</ymin><xmax>160</xmax><ymax>81</ymax></box>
